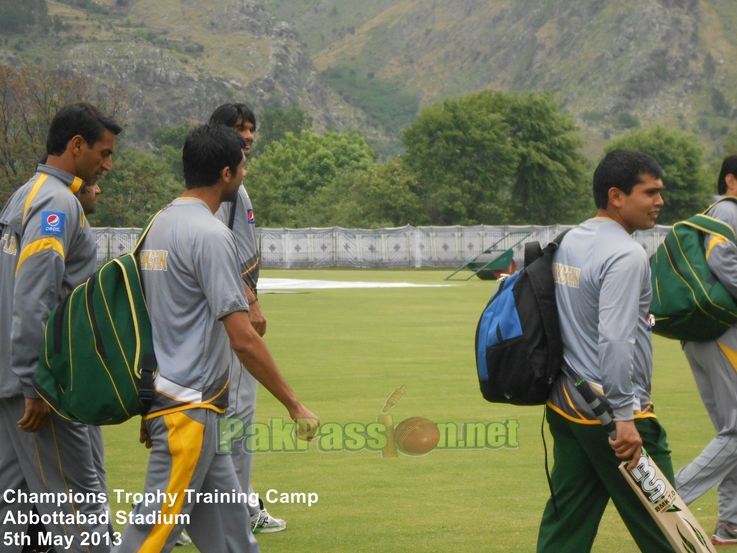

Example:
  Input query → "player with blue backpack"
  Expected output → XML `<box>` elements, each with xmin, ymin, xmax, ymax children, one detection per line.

<box><xmin>536</xmin><ymin>150</ymin><xmax>677</xmax><ymax>552</ymax></box>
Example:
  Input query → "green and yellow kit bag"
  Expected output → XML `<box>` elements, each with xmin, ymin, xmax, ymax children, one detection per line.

<box><xmin>34</xmin><ymin>213</ymin><xmax>160</xmax><ymax>425</ymax></box>
<box><xmin>650</xmin><ymin>198</ymin><xmax>737</xmax><ymax>342</ymax></box>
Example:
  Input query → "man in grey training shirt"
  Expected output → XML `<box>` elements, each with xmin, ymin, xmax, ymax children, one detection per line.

<box><xmin>209</xmin><ymin>103</ymin><xmax>286</xmax><ymax>533</ymax></box>
<box><xmin>537</xmin><ymin>150</ymin><xmax>676</xmax><ymax>552</ymax></box>
<box><xmin>676</xmin><ymin>154</ymin><xmax>737</xmax><ymax>545</ymax></box>
<box><xmin>0</xmin><ymin>103</ymin><xmax>121</xmax><ymax>553</ymax></box>
<box><xmin>116</xmin><ymin>123</ymin><xmax>317</xmax><ymax>553</ymax></box>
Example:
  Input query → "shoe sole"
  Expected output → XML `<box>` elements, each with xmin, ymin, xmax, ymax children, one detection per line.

<box><xmin>253</xmin><ymin>525</ymin><xmax>287</xmax><ymax>534</ymax></box>
<box><xmin>712</xmin><ymin>537</ymin><xmax>737</xmax><ymax>545</ymax></box>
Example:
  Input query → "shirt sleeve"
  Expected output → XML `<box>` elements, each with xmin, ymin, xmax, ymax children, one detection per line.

<box><xmin>704</xmin><ymin>201</ymin><xmax>737</xmax><ymax>298</ymax></box>
<box><xmin>597</xmin><ymin>246</ymin><xmax>647</xmax><ymax>421</ymax></box>
<box><xmin>192</xmin><ymin>224</ymin><xmax>249</xmax><ymax>319</ymax></box>
<box><xmin>215</xmin><ymin>187</ymin><xmax>257</xmax><ymax>289</ymax></box>
<box><xmin>11</xmin><ymin>195</ymin><xmax>81</xmax><ymax>398</ymax></box>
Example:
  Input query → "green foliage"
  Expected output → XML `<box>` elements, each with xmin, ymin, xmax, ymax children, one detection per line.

<box><xmin>251</xmin><ymin>107</ymin><xmax>313</xmax><ymax>158</ymax></box>
<box><xmin>581</xmin><ymin>110</ymin><xmax>606</xmax><ymax>124</ymax></box>
<box><xmin>0</xmin><ymin>0</ymin><xmax>48</xmax><ymax>33</ymax></box>
<box><xmin>704</xmin><ymin>52</ymin><xmax>716</xmax><ymax>80</ymax></box>
<box><xmin>151</xmin><ymin>122</ymin><xmax>195</xmax><ymax>178</ymax></box>
<box><xmin>321</xmin><ymin>65</ymin><xmax>419</xmax><ymax>135</ymax></box>
<box><xmin>613</xmin><ymin>111</ymin><xmax>640</xmax><ymax>130</ymax></box>
<box><xmin>402</xmin><ymin>90</ymin><xmax>590</xmax><ymax>225</ymax></box>
<box><xmin>314</xmin><ymin>158</ymin><xmax>427</xmax><ymax>228</ymax></box>
<box><xmin>606</xmin><ymin>126</ymin><xmax>711</xmax><ymax>224</ymax></box>
<box><xmin>711</xmin><ymin>87</ymin><xmax>732</xmax><ymax>118</ymax></box>
<box><xmin>246</xmin><ymin>131</ymin><xmax>375</xmax><ymax>227</ymax></box>
<box><xmin>90</xmin><ymin>149</ymin><xmax>183</xmax><ymax>227</ymax></box>
<box><xmin>58</xmin><ymin>0</ymin><xmax>110</xmax><ymax>16</ymax></box>
<box><xmin>132</xmin><ymin>29</ymin><xmax>205</xmax><ymax>54</ymax></box>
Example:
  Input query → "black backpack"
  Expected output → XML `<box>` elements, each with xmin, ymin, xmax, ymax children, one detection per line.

<box><xmin>474</xmin><ymin>231</ymin><xmax>569</xmax><ymax>405</ymax></box>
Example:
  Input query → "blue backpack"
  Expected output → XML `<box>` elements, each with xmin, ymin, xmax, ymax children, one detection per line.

<box><xmin>475</xmin><ymin>231</ymin><xmax>569</xmax><ymax>405</ymax></box>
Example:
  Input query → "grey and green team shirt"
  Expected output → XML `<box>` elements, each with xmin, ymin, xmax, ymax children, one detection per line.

<box><xmin>0</xmin><ymin>165</ymin><xmax>95</xmax><ymax>399</ymax></box>
<box><xmin>547</xmin><ymin>217</ymin><xmax>654</xmax><ymax>423</ymax></box>
<box><xmin>139</xmin><ymin>198</ymin><xmax>249</xmax><ymax>416</ymax></box>
<box><xmin>700</xmin><ymin>195</ymin><xmax>737</xmax><ymax>352</ymax></box>
<box><xmin>215</xmin><ymin>184</ymin><xmax>259</xmax><ymax>292</ymax></box>
<box><xmin>703</xmin><ymin>195</ymin><xmax>737</xmax><ymax>298</ymax></box>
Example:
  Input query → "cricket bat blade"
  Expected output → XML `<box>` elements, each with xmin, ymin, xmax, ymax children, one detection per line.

<box><xmin>620</xmin><ymin>449</ymin><xmax>716</xmax><ymax>553</ymax></box>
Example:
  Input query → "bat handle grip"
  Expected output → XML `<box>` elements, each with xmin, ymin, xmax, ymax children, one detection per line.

<box><xmin>574</xmin><ymin>379</ymin><xmax>617</xmax><ymax>440</ymax></box>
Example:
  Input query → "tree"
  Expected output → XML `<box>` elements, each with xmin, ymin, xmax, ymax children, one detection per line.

<box><xmin>251</xmin><ymin>107</ymin><xmax>313</xmax><ymax>158</ymax></box>
<box><xmin>245</xmin><ymin>131</ymin><xmax>375</xmax><ymax>227</ymax></box>
<box><xmin>90</xmin><ymin>149</ymin><xmax>183</xmax><ymax>228</ymax></box>
<box><xmin>0</xmin><ymin>0</ymin><xmax>48</xmax><ymax>33</ymax></box>
<box><xmin>0</xmin><ymin>63</ymin><xmax>124</xmax><ymax>205</ymax></box>
<box><xmin>402</xmin><ymin>90</ymin><xmax>589</xmax><ymax>225</ymax></box>
<box><xmin>483</xmin><ymin>91</ymin><xmax>590</xmax><ymax>224</ymax></box>
<box><xmin>606</xmin><ymin>126</ymin><xmax>710</xmax><ymax>224</ymax></box>
<box><xmin>312</xmin><ymin>158</ymin><xmax>427</xmax><ymax>228</ymax></box>
<box><xmin>151</xmin><ymin>121</ymin><xmax>196</xmax><ymax>178</ymax></box>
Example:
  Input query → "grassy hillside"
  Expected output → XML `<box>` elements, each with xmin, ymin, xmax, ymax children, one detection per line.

<box><xmin>3</xmin><ymin>0</ymin><xmax>737</xmax><ymax>161</ymax></box>
<box><xmin>266</xmin><ymin>0</ymin><xmax>737</xmax><ymax>162</ymax></box>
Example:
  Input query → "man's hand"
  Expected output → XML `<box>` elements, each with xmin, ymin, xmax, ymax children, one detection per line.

<box><xmin>18</xmin><ymin>398</ymin><xmax>50</xmax><ymax>433</ymax></box>
<box><xmin>139</xmin><ymin>418</ymin><xmax>152</xmax><ymax>449</ymax></box>
<box><xmin>610</xmin><ymin>419</ymin><xmax>642</xmax><ymax>470</ymax></box>
<box><xmin>248</xmin><ymin>300</ymin><xmax>267</xmax><ymax>337</ymax></box>
<box><xmin>290</xmin><ymin>404</ymin><xmax>320</xmax><ymax>441</ymax></box>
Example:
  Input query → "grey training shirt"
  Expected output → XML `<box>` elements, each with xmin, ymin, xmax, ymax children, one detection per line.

<box><xmin>140</xmin><ymin>198</ymin><xmax>249</xmax><ymax>415</ymax></box>
<box><xmin>552</xmin><ymin>217</ymin><xmax>653</xmax><ymax>421</ymax></box>
<box><xmin>214</xmin><ymin>184</ymin><xmax>260</xmax><ymax>292</ymax></box>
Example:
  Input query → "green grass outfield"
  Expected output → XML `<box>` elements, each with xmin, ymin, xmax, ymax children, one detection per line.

<box><xmin>103</xmin><ymin>269</ymin><xmax>733</xmax><ymax>552</ymax></box>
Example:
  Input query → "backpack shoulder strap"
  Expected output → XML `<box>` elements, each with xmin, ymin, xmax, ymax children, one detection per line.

<box><xmin>682</xmin><ymin>214</ymin><xmax>737</xmax><ymax>243</ymax></box>
<box><xmin>539</xmin><ymin>228</ymin><xmax>572</xmax><ymax>258</ymax></box>
<box><xmin>524</xmin><ymin>229</ymin><xmax>572</xmax><ymax>268</ymax></box>
<box><xmin>133</xmin><ymin>209</ymin><xmax>164</xmax><ymax>254</ymax></box>
<box><xmin>704</xmin><ymin>196</ymin><xmax>737</xmax><ymax>213</ymax></box>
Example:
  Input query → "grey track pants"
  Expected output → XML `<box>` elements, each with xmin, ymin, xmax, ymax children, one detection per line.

<box><xmin>116</xmin><ymin>408</ymin><xmax>259</xmax><ymax>553</ymax></box>
<box><xmin>0</xmin><ymin>396</ymin><xmax>110</xmax><ymax>553</ymax></box>
<box><xmin>676</xmin><ymin>339</ymin><xmax>737</xmax><ymax>524</ymax></box>
<box><xmin>224</xmin><ymin>361</ymin><xmax>260</xmax><ymax>518</ymax></box>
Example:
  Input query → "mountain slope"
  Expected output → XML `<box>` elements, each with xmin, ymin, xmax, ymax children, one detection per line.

<box><xmin>0</xmin><ymin>0</ymin><xmax>384</xmax><ymax>145</ymax></box>
<box><xmin>274</xmin><ymin>0</ymin><xmax>737</xmax><ymax>159</ymax></box>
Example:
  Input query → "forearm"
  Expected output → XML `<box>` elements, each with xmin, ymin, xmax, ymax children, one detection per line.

<box><xmin>244</xmin><ymin>283</ymin><xmax>257</xmax><ymax>304</ymax></box>
<box><xmin>227</xmin><ymin>314</ymin><xmax>299</xmax><ymax>415</ymax></box>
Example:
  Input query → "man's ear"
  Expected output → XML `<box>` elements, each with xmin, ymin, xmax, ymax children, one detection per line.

<box><xmin>220</xmin><ymin>165</ymin><xmax>233</xmax><ymax>183</ymax></box>
<box><xmin>607</xmin><ymin>187</ymin><xmax>625</xmax><ymax>208</ymax></box>
<box><xmin>725</xmin><ymin>173</ymin><xmax>737</xmax><ymax>195</ymax></box>
<box><xmin>69</xmin><ymin>135</ymin><xmax>85</xmax><ymax>157</ymax></box>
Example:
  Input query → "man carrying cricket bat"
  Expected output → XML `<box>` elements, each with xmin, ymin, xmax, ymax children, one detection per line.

<box><xmin>536</xmin><ymin>150</ymin><xmax>676</xmax><ymax>552</ymax></box>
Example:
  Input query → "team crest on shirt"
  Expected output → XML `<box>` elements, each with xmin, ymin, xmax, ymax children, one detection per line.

<box><xmin>40</xmin><ymin>211</ymin><xmax>66</xmax><ymax>237</ymax></box>
<box><xmin>247</xmin><ymin>209</ymin><xmax>255</xmax><ymax>224</ymax></box>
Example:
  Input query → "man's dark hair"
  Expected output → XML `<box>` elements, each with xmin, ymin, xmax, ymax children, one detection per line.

<box><xmin>593</xmin><ymin>149</ymin><xmax>663</xmax><ymax>209</ymax></box>
<box><xmin>46</xmin><ymin>102</ymin><xmax>122</xmax><ymax>155</ymax></box>
<box><xmin>182</xmin><ymin>123</ymin><xmax>246</xmax><ymax>189</ymax></box>
<box><xmin>718</xmin><ymin>155</ymin><xmax>737</xmax><ymax>195</ymax></box>
<box><xmin>209</xmin><ymin>103</ymin><xmax>257</xmax><ymax>131</ymax></box>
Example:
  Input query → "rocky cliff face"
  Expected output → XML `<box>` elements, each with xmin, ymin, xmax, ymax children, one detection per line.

<box><xmin>46</xmin><ymin>0</ymin><xmax>373</xmax><ymax>145</ymax></box>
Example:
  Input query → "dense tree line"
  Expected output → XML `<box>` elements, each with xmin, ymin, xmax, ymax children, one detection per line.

<box><xmin>0</xmin><ymin>62</ymin><xmax>717</xmax><ymax>228</ymax></box>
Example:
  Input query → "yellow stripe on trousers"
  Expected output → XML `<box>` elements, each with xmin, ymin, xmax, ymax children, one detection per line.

<box><xmin>138</xmin><ymin>411</ymin><xmax>205</xmax><ymax>553</ymax></box>
<box><xmin>718</xmin><ymin>341</ymin><xmax>737</xmax><ymax>374</ymax></box>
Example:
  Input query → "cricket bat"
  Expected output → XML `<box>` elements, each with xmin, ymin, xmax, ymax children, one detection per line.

<box><xmin>575</xmin><ymin>380</ymin><xmax>716</xmax><ymax>553</ymax></box>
